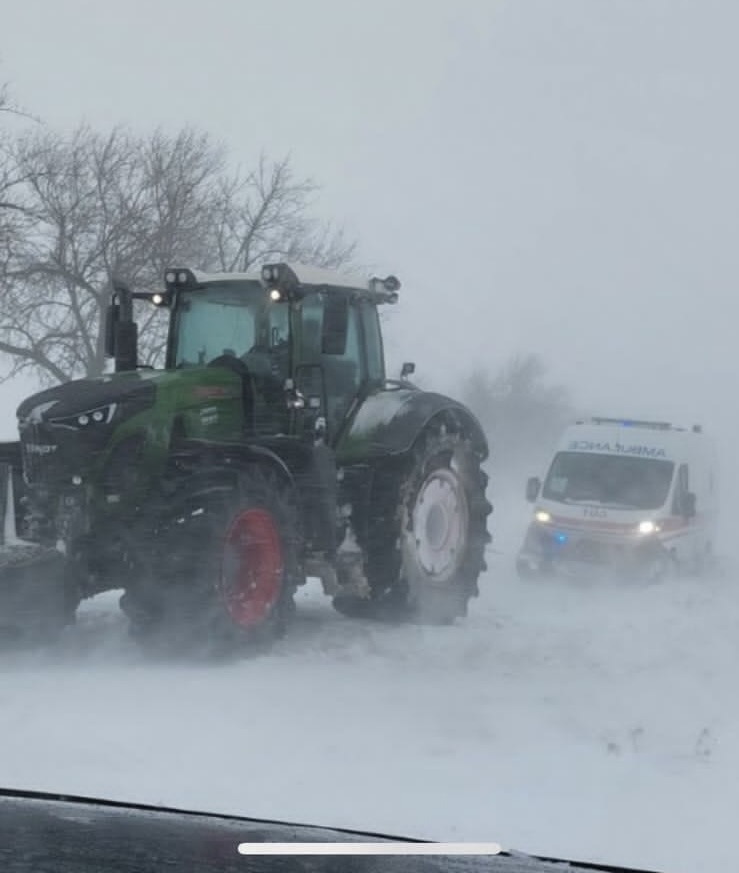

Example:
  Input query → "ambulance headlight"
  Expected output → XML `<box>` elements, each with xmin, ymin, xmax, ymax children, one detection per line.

<box><xmin>638</xmin><ymin>520</ymin><xmax>660</xmax><ymax>535</ymax></box>
<box><xmin>535</xmin><ymin>510</ymin><xmax>552</xmax><ymax>524</ymax></box>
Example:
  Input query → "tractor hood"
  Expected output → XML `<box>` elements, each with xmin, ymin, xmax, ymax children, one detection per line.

<box><xmin>16</xmin><ymin>371</ymin><xmax>159</xmax><ymax>426</ymax></box>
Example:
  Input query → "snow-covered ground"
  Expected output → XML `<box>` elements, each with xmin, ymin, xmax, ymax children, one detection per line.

<box><xmin>0</xmin><ymin>486</ymin><xmax>737</xmax><ymax>873</ymax></box>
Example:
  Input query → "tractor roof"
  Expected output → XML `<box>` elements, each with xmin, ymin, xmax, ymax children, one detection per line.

<box><xmin>163</xmin><ymin>263</ymin><xmax>400</xmax><ymax>304</ymax></box>
<box><xmin>191</xmin><ymin>263</ymin><xmax>371</xmax><ymax>293</ymax></box>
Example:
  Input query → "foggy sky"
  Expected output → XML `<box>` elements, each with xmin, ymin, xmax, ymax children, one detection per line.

<box><xmin>2</xmin><ymin>0</ymin><xmax>738</xmax><ymax>439</ymax></box>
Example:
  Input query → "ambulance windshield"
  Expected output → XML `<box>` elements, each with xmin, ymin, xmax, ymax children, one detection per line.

<box><xmin>542</xmin><ymin>452</ymin><xmax>675</xmax><ymax>510</ymax></box>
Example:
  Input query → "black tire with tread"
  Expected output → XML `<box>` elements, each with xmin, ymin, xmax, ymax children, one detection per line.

<box><xmin>122</xmin><ymin>463</ymin><xmax>300</xmax><ymax>656</ymax></box>
<box><xmin>333</xmin><ymin>420</ymin><xmax>492</xmax><ymax>625</ymax></box>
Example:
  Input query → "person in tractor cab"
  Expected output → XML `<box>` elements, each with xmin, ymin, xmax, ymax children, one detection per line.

<box><xmin>241</xmin><ymin>299</ymin><xmax>291</xmax><ymax>433</ymax></box>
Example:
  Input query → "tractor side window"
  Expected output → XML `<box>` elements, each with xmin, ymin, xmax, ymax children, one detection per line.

<box><xmin>263</xmin><ymin>302</ymin><xmax>289</xmax><ymax>349</ymax></box>
<box><xmin>360</xmin><ymin>302</ymin><xmax>385</xmax><ymax>386</ymax></box>
<box><xmin>294</xmin><ymin>302</ymin><xmax>325</xmax><ymax>419</ymax></box>
<box><xmin>297</xmin><ymin>302</ymin><xmax>323</xmax><ymax>364</ymax></box>
<box><xmin>296</xmin><ymin>293</ymin><xmax>363</xmax><ymax>437</ymax></box>
<box><xmin>323</xmin><ymin>301</ymin><xmax>362</xmax><ymax>435</ymax></box>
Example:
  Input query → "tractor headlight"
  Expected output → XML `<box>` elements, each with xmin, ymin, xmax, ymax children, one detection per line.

<box><xmin>52</xmin><ymin>403</ymin><xmax>118</xmax><ymax>430</ymax></box>
<box><xmin>368</xmin><ymin>275</ymin><xmax>401</xmax><ymax>303</ymax></box>
<box><xmin>163</xmin><ymin>267</ymin><xmax>197</xmax><ymax>291</ymax></box>
<box><xmin>535</xmin><ymin>510</ymin><xmax>552</xmax><ymax>524</ymax></box>
<box><xmin>261</xmin><ymin>262</ymin><xmax>300</xmax><ymax>299</ymax></box>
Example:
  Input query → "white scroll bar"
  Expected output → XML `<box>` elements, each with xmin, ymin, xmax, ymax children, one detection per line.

<box><xmin>237</xmin><ymin>842</ymin><xmax>502</xmax><ymax>856</ymax></box>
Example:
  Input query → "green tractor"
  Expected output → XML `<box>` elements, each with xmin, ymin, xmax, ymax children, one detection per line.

<box><xmin>0</xmin><ymin>263</ymin><xmax>492</xmax><ymax>649</ymax></box>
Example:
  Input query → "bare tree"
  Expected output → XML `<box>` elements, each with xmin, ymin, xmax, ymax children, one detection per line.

<box><xmin>0</xmin><ymin>82</ymin><xmax>38</xmax><ymax>380</ymax></box>
<box><xmin>0</xmin><ymin>125</ymin><xmax>216</xmax><ymax>380</ymax></box>
<box><xmin>0</xmin><ymin>82</ymin><xmax>25</xmax><ymax>121</ymax></box>
<box><xmin>462</xmin><ymin>353</ymin><xmax>573</xmax><ymax>471</ymax></box>
<box><xmin>0</xmin><ymin>81</ymin><xmax>34</xmax><ymax>226</ymax></box>
<box><xmin>0</xmin><ymin>124</ymin><xmax>357</xmax><ymax>383</ymax></box>
<box><xmin>210</xmin><ymin>154</ymin><xmax>355</xmax><ymax>273</ymax></box>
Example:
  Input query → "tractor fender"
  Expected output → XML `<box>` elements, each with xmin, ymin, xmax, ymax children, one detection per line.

<box><xmin>173</xmin><ymin>438</ymin><xmax>296</xmax><ymax>493</ymax></box>
<box><xmin>337</xmin><ymin>388</ymin><xmax>488</xmax><ymax>464</ymax></box>
<box><xmin>168</xmin><ymin>437</ymin><xmax>336</xmax><ymax>554</ymax></box>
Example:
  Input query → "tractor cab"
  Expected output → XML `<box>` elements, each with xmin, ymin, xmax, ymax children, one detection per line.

<box><xmin>105</xmin><ymin>263</ymin><xmax>400</xmax><ymax>446</ymax></box>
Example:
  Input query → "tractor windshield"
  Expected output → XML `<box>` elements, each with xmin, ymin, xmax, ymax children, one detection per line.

<box><xmin>171</xmin><ymin>281</ymin><xmax>289</xmax><ymax>370</ymax></box>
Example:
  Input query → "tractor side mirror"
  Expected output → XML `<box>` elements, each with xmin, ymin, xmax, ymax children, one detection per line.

<box><xmin>321</xmin><ymin>296</ymin><xmax>348</xmax><ymax>356</ymax></box>
<box><xmin>104</xmin><ymin>303</ymin><xmax>119</xmax><ymax>359</ymax></box>
<box><xmin>526</xmin><ymin>476</ymin><xmax>541</xmax><ymax>503</ymax></box>
<box><xmin>682</xmin><ymin>491</ymin><xmax>697</xmax><ymax>518</ymax></box>
<box><xmin>401</xmin><ymin>361</ymin><xmax>415</xmax><ymax>380</ymax></box>
<box><xmin>107</xmin><ymin>279</ymin><xmax>139</xmax><ymax>372</ymax></box>
<box><xmin>114</xmin><ymin>320</ymin><xmax>139</xmax><ymax>373</ymax></box>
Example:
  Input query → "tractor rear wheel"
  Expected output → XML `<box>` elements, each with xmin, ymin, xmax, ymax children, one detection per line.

<box><xmin>334</xmin><ymin>421</ymin><xmax>492</xmax><ymax>624</ymax></box>
<box><xmin>123</xmin><ymin>464</ymin><xmax>300</xmax><ymax>655</ymax></box>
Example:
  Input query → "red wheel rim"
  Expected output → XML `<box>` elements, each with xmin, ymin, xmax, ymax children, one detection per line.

<box><xmin>221</xmin><ymin>508</ymin><xmax>283</xmax><ymax>628</ymax></box>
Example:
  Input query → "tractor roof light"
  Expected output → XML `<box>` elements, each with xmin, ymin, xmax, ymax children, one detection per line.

<box><xmin>368</xmin><ymin>275</ymin><xmax>401</xmax><ymax>303</ymax></box>
<box><xmin>112</xmin><ymin>275</ymin><xmax>172</xmax><ymax>310</ymax></box>
<box><xmin>261</xmin><ymin>262</ymin><xmax>301</xmax><ymax>300</ymax></box>
<box><xmin>129</xmin><ymin>289</ymin><xmax>171</xmax><ymax>307</ymax></box>
<box><xmin>163</xmin><ymin>267</ymin><xmax>198</xmax><ymax>291</ymax></box>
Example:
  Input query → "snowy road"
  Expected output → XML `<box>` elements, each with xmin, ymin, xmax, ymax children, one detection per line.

<box><xmin>0</xmin><ymin>494</ymin><xmax>737</xmax><ymax>873</ymax></box>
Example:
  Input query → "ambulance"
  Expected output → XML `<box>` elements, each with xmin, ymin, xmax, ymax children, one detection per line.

<box><xmin>517</xmin><ymin>417</ymin><xmax>718</xmax><ymax>579</ymax></box>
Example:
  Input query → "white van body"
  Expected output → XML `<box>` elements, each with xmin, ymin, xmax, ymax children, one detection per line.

<box><xmin>517</xmin><ymin>417</ymin><xmax>718</xmax><ymax>578</ymax></box>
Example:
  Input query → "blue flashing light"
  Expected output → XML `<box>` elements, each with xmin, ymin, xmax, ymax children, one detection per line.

<box><xmin>554</xmin><ymin>532</ymin><xmax>568</xmax><ymax>544</ymax></box>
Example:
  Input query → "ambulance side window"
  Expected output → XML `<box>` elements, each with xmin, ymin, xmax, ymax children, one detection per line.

<box><xmin>672</xmin><ymin>464</ymin><xmax>690</xmax><ymax>515</ymax></box>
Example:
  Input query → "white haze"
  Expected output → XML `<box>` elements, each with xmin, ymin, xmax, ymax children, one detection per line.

<box><xmin>1</xmin><ymin>1</ymin><xmax>739</xmax><ymax>871</ymax></box>
<box><xmin>1</xmin><ymin>486</ymin><xmax>738</xmax><ymax>873</ymax></box>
